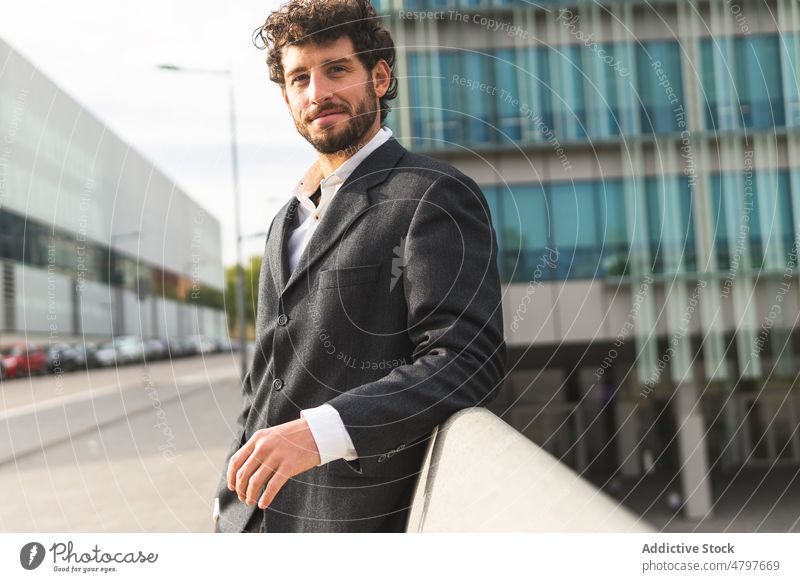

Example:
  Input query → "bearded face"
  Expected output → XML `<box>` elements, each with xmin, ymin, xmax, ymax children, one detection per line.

<box><xmin>282</xmin><ymin>36</ymin><xmax>383</xmax><ymax>154</ymax></box>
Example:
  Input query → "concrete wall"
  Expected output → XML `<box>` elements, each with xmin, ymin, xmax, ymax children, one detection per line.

<box><xmin>407</xmin><ymin>408</ymin><xmax>653</xmax><ymax>532</ymax></box>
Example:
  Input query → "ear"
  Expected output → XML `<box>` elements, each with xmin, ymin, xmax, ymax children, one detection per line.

<box><xmin>281</xmin><ymin>85</ymin><xmax>289</xmax><ymax>106</ymax></box>
<box><xmin>372</xmin><ymin>59</ymin><xmax>391</xmax><ymax>99</ymax></box>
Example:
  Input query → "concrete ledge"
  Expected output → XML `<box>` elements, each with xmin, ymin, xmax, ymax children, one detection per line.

<box><xmin>407</xmin><ymin>408</ymin><xmax>654</xmax><ymax>532</ymax></box>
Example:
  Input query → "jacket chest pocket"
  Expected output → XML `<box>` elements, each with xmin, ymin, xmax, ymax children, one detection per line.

<box><xmin>318</xmin><ymin>263</ymin><xmax>382</xmax><ymax>289</ymax></box>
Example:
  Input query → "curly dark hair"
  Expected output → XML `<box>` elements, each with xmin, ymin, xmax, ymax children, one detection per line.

<box><xmin>254</xmin><ymin>0</ymin><xmax>397</xmax><ymax>124</ymax></box>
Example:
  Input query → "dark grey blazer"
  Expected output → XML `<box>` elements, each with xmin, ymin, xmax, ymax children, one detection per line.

<box><xmin>214</xmin><ymin>135</ymin><xmax>506</xmax><ymax>532</ymax></box>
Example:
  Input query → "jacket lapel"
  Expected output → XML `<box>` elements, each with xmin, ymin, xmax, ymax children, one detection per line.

<box><xmin>267</xmin><ymin>196</ymin><xmax>300</xmax><ymax>294</ymax></box>
<box><xmin>271</xmin><ymin>136</ymin><xmax>406</xmax><ymax>297</ymax></box>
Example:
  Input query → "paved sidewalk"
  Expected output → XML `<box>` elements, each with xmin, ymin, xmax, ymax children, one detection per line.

<box><xmin>611</xmin><ymin>467</ymin><xmax>800</xmax><ymax>533</ymax></box>
<box><xmin>0</xmin><ymin>358</ymin><xmax>242</xmax><ymax>532</ymax></box>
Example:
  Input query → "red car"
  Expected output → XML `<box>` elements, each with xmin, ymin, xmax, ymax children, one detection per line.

<box><xmin>0</xmin><ymin>344</ymin><xmax>47</xmax><ymax>379</ymax></box>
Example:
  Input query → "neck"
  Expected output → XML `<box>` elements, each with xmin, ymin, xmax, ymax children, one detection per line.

<box><xmin>318</xmin><ymin>123</ymin><xmax>382</xmax><ymax>177</ymax></box>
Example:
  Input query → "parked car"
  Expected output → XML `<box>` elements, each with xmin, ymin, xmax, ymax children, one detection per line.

<box><xmin>163</xmin><ymin>337</ymin><xmax>184</xmax><ymax>359</ymax></box>
<box><xmin>0</xmin><ymin>344</ymin><xmax>48</xmax><ymax>378</ymax></box>
<box><xmin>73</xmin><ymin>342</ymin><xmax>99</xmax><ymax>369</ymax></box>
<box><xmin>187</xmin><ymin>335</ymin><xmax>216</xmax><ymax>355</ymax></box>
<box><xmin>143</xmin><ymin>339</ymin><xmax>168</xmax><ymax>361</ymax></box>
<box><xmin>167</xmin><ymin>336</ymin><xmax>197</xmax><ymax>358</ymax></box>
<box><xmin>46</xmin><ymin>344</ymin><xmax>79</xmax><ymax>373</ymax></box>
<box><xmin>95</xmin><ymin>341</ymin><xmax>119</xmax><ymax>368</ymax></box>
<box><xmin>113</xmin><ymin>336</ymin><xmax>144</xmax><ymax>365</ymax></box>
<box><xmin>215</xmin><ymin>338</ymin><xmax>234</xmax><ymax>353</ymax></box>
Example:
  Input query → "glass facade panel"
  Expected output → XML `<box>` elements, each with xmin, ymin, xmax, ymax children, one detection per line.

<box><xmin>553</xmin><ymin>44</ymin><xmax>588</xmax><ymax>140</ymax></box>
<box><xmin>481</xmin><ymin>171</ymin><xmax>797</xmax><ymax>284</ymax></box>
<box><xmin>701</xmin><ymin>34</ymin><xmax>793</xmax><ymax>130</ymax></box>
<box><xmin>407</xmin><ymin>52</ymin><xmax>428</xmax><ymax>149</ymax></box>
<box><xmin>588</xmin><ymin>43</ymin><xmax>623</xmax><ymax>138</ymax></box>
<box><xmin>598</xmin><ymin>179</ymin><xmax>629</xmax><ymax>276</ymax></box>
<box><xmin>502</xmin><ymin>184</ymin><xmax>550</xmax><ymax>284</ymax></box>
<box><xmin>533</xmin><ymin>46</ymin><xmax>555</xmax><ymax>139</ymax></box>
<box><xmin>783</xmin><ymin>34</ymin><xmax>800</xmax><ymax>126</ymax></box>
<box><xmin>636</xmin><ymin>41</ymin><xmax>685</xmax><ymax>134</ymax></box>
<box><xmin>495</xmin><ymin>48</ymin><xmax>522</xmax><ymax>141</ymax></box>
<box><xmin>551</xmin><ymin>181</ymin><xmax>598</xmax><ymax>279</ymax></box>
<box><xmin>709</xmin><ymin>173</ymin><xmax>729</xmax><ymax>270</ymax></box>
<box><xmin>461</xmin><ymin>51</ymin><xmax>492</xmax><ymax>145</ymax></box>
<box><xmin>737</xmin><ymin>35</ymin><xmax>785</xmax><ymax>128</ymax></box>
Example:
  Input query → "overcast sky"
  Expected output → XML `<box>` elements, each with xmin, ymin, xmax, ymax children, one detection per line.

<box><xmin>1</xmin><ymin>0</ymin><xmax>321</xmax><ymax>266</ymax></box>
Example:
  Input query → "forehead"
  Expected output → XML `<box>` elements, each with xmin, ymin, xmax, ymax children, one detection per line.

<box><xmin>282</xmin><ymin>35</ymin><xmax>360</xmax><ymax>78</ymax></box>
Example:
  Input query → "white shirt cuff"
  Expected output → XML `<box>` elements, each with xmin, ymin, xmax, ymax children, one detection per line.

<box><xmin>300</xmin><ymin>404</ymin><xmax>358</xmax><ymax>465</ymax></box>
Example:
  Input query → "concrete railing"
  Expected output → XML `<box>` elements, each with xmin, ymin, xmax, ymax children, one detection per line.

<box><xmin>406</xmin><ymin>408</ymin><xmax>654</xmax><ymax>532</ymax></box>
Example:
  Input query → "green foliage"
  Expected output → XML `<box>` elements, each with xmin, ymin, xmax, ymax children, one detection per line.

<box><xmin>224</xmin><ymin>255</ymin><xmax>262</xmax><ymax>338</ymax></box>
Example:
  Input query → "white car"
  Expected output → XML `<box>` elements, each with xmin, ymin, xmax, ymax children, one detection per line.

<box><xmin>114</xmin><ymin>336</ymin><xmax>144</xmax><ymax>364</ymax></box>
<box><xmin>96</xmin><ymin>336</ymin><xmax>144</xmax><ymax>367</ymax></box>
<box><xmin>95</xmin><ymin>342</ymin><xmax>119</xmax><ymax>367</ymax></box>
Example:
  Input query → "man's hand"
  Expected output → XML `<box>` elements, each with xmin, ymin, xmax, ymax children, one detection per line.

<box><xmin>226</xmin><ymin>417</ymin><xmax>321</xmax><ymax>510</ymax></box>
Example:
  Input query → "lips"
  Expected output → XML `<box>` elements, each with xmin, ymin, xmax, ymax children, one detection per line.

<box><xmin>310</xmin><ymin>110</ymin><xmax>346</xmax><ymax>124</ymax></box>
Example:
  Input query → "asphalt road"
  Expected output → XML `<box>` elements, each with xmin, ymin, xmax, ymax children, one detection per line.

<box><xmin>0</xmin><ymin>353</ymin><xmax>243</xmax><ymax>532</ymax></box>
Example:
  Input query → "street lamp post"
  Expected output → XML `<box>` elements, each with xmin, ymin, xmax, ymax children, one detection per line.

<box><xmin>157</xmin><ymin>64</ymin><xmax>248</xmax><ymax>381</ymax></box>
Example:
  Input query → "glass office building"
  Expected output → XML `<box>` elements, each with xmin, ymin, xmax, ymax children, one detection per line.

<box><xmin>0</xmin><ymin>37</ymin><xmax>228</xmax><ymax>344</ymax></box>
<box><xmin>377</xmin><ymin>0</ymin><xmax>800</xmax><ymax>517</ymax></box>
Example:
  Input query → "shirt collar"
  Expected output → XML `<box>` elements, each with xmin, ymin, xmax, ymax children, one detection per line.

<box><xmin>292</xmin><ymin>126</ymin><xmax>393</xmax><ymax>203</ymax></box>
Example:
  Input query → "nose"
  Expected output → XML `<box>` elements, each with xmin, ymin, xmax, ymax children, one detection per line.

<box><xmin>307</xmin><ymin>69</ymin><xmax>334</xmax><ymax>105</ymax></box>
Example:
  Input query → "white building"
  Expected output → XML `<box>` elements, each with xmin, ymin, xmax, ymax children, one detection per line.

<box><xmin>0</xmin><ymin>36</ymin><xmax>228</xmax><ymax>344</ymax></box>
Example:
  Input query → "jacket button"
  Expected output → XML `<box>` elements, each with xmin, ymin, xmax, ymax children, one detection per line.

<box><xmin>272</xmin><ymin>378</ymin><xmax>284</xmax><ymax>391</ymax></box>
<box><xmin>277</xmin><ymin>314</ymin><xmax>288</xmax><ymax>326</ymax></box>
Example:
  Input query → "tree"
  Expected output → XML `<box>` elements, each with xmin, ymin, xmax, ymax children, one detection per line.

<box><xmin>225</xmin><ymin>255</ymin><xmax>262</xmax><ymax>340</ymax></box>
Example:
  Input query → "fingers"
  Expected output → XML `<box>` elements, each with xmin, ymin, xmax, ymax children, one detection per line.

<box><xmin>226</xmin><ymin>437</ymin><xmax>256</xmax><ymax>491</ymax></box>
<box><xmin>245</xmin><ymin>462</ymin><xmax>277</xmax><ymax>506</ymax></box>
<box><xmin>258</xmin><ymin>470</ymin><xmax>289</xmax><ymax>510</ymax></box>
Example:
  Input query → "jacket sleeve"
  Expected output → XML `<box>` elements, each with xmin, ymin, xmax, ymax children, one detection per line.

<box><xmin>326</xmin><ymin>172</ymin><xmax>507</xmax><ymax>463</ymax></box>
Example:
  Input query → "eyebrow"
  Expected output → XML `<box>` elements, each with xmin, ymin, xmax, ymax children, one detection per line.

<box><xmin>285</xmin><ymin>57</ymin><xmax>354</xmax><ymax>79</ymax></box>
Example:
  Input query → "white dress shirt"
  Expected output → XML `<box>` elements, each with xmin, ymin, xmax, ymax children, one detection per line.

<box><xmin>291</xmin><ymin>125</ymin><xmax>393</xmax><ymax>466</ymax></box>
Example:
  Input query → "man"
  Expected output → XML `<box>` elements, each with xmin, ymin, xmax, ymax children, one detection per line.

<box><xmin>214</xmin><ymin>0</ymin><xmax>506</xmax><ymax>533</ymax></box>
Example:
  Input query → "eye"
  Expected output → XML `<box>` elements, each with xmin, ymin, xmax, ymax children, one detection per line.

<box><xmin>291</xmin><ymin>74</ymin><xmax>308</xmax><ymax>85</ymax></box>
<box><xmin>329</xmin><ymin>66</ymin><xmax>346</xmax><ymax>74</ymax></box>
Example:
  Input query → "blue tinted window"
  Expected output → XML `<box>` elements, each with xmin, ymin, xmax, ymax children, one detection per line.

<box><xmin>483</xmin><ymin>186</ymin><xmax>505</xmax><ymax>279</ymax></box>
<box><xmin>439</xmin><ymin>51</ymin><xmax>463</xmax><ymax>145</ymax></box>
<box><xmin>407</xmin><ymin>52</ymin><xmax>428</xmax><ymax>149</ymax></box>
<box><xmin>783</xmin><ymin>34</ymin><xmax>800</xmax><ymax>126</ymax></box>
<box><xmin>502</xmin><ymin>184</ymin><xmax>551</xmax><ymax>283</ymax></box>
<box><xmin>495</xmin><ymin>48</ymin><xmax>522</xmax><ymax>142</ymax></box>
<box><xmin>645</xmin><ymin>176</ymin><xmax>695</xmax><ymax>274</ymax></box>
<box><xmin>461</xmin><ymin>51</ymin><xmax>492</xmax><ymax>145</ymax></box>
<box><xmin>550</xmin><ymin>181</ymin><xmax>599</xmax><ymax>279</ymax></box>
<box><xmin>778</xmin><ymin>171</ymin><xmax>795</xmax><ymax>256</ymax></box>
<box><xmin>736</xmin><ymin>35</ymin><xmax>785</xmax><ymax>128</ymax></box>
<box><xmin>532</xmin><ymin>46</ymin><xmax>555</xmax><ymax>139</ymax></box>
<box><xmin>553</xmin><ymin>44</ymin><xmax>587</xmax><ymax>140</ymax></box>
<box><xmin>709</xmin><ymin>173</ymin><xmax>729</xmax><ymax>269</ymax></box>
<box><xmin>679</xmin><ymin>177</ymin><xmax>697</xmax><ymax>272</ymax></box>
<box><xmin>636</xmin><ymin>41</ymin><xmax>685</xmax><ymax>133</ymax></box>
<box><xmin>588</xmin><ymin>43</ymin><xmax>623</xmax><ymax>138</ymax></box>
<box><xmin>700</xmin><ymin>39</ymin><xmax>722</xmax><ymax>130</ymax></box>
<box><xmin>597</xmin><ymin>179</ymin><xmax>629</xmax><ymax>275</ymax></box>
<box><xmin>748</xmin><ymin>171</ymin><xmax>764</xmax><ymax>269</ymax></box>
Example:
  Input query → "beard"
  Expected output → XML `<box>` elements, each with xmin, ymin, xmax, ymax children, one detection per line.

<box><xmin>293</xmin><ymin>82</ymin><xmax>379</xmax><ymax>155</ymax></box>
